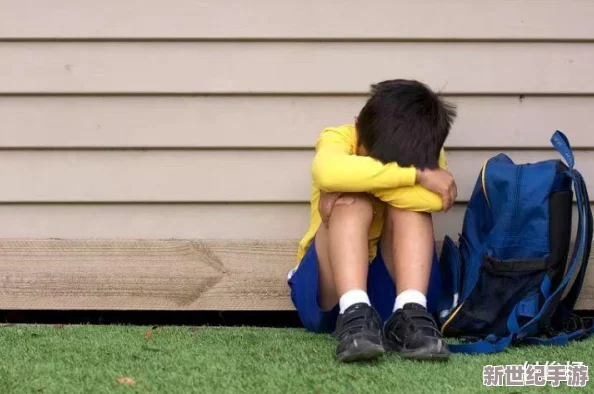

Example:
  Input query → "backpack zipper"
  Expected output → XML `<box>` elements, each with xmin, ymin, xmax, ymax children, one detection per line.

<box><xmin>481</xmin><ymin>160</ymin><xmax>491</xmax><ymax>208</ymax></box>
<box><xmin>441</xmin><ymin>302</ymin><xmax>464</xmax><ymax>334</ymax></box>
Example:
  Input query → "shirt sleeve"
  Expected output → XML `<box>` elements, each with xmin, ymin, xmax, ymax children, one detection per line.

<box><xmin>311</xmin><ymin>127</ymin><xmax>417</xmax><ymax>193</ymax></box>
<box><xmin>371</xmin><ymin>148</ymin><xmax>449</xmax><ymax>213</ymax></box>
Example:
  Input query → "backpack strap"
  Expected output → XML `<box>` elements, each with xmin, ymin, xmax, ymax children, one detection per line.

<box><xmin>549</xmin><ymin>131</ymin><xmax>593</xmax><ymax>316</ymax></box>
<box><xmin>520</xmin><ymin>131</ymin><xmax>593</xmax><ymax>344</ymax></box>
<box><xmin>550</xmin><ymin>130</ymin><xmax>575</xmax><ymax>168</ymax></box>
<box><xmin>523</xmin><ymin>170</ymin><xmax>593</xmax><ymax>344</ymax></box>
<box><xmin>522</xmin><ymin>328</ymin><xmax>586</xmax><ymax>346</ymax></box>
<box><xmin>448</xmin><ymin>334</ymin><xmax>514</xmax><ymax>354</ymax></box>
<box><xmin>557</xmin><ymin>170</ymin><xmax>593</xmax><ymax>312</ymax></box>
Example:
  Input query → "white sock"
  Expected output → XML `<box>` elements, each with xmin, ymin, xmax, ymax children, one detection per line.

<box><xmin>339</xmin><ymin>289</ymin><xmax>370</xmax><ymax>314</ymax></box>
<box><xmin>393</xmin><ymin>289</ymin><xmax>427</xmax><ymax>312</ymax></box>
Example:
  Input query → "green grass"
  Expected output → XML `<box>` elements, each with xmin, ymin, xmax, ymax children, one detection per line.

<box><xmin>0</xmin><ymin>325</ymin><xmax>592</xmax><ymax>393</ymax></box>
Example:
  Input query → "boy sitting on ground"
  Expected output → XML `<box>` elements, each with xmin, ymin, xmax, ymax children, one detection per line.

<box><xmin>288</xmin><ymin>79</ymin><xmax>458</xmax><ymax>362</ymax></box>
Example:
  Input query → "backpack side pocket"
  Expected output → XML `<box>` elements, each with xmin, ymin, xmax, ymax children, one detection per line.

<box><xmin>441</xmin><ymin>254</ymin><xmax>548</xmax><ymax>338</ymax></box>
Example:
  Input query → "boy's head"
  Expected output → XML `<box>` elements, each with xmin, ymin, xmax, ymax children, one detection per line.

<box><xmin>355</xmin><ymin>79</ymin><xmax>456</xmax><ymax>169</ymax></box>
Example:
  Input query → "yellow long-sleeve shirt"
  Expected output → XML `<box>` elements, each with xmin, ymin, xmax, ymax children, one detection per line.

<box><xmin>296</xmin><ymin>124</ymin><xmax>448</xmax><ymax>263</ymax></box>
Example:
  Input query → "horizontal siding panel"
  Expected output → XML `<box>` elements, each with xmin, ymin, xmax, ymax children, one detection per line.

<box><xmin>2</xmin><ymin>0</ymin><xmax>593</xmax><ymax>40</ymax></box>
<box><xmin>1</xmin><ymin>96</ymin><xmax>593</xmax><ymax>148</ymax></box>
<box><xmin>0</xmin><ymin>204</ymin><xmax>311</xmax><ymax>240</ymax></box>
<box><xmin>0</xmin><ymin>204</ymin><xmax>583</xmax><ymax>241</ymax></box>
<box><xmin>0</xmin><ymin>150</ymin><xmax>591</xmax><ymax>202</ymax></box>
<box><xmin>0</xmin><ymin>239</ymin><xmax>592</xmax><ymax>311</ymax></box>
<box><xmin>1</xmin><ymin>42</ymin><xmax>593</xmax><ymax>94</ymax></box>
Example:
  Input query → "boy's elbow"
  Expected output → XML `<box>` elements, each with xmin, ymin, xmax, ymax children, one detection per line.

<box><xmin>313</xmin><ymin>172</ymin><xmax>334</xmax><ymax>192</ymax></box>
<box><xmin>311</xmin><ymin>157</ymin><xmax>348</xmax><ymax>193</ymax></box>
<box><xmin>311</xmin><ymin>160</ymin><xmax>339</xmax><ymax>192</ymax></box>
<box><xmin>314</xmin><ymin>173</ymin><xmax>346</xmax><ymax>193</ymax></box>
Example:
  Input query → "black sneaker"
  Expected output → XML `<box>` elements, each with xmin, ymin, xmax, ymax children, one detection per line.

<box><xmin>383</xmin><ymin>303</ymin><xmax>450</xmax><ymax>361</ymax></box>
<box><xmin>332</xmin><ymin>303</ymin><xmax>385</xmax><ymax>362</ymax></box>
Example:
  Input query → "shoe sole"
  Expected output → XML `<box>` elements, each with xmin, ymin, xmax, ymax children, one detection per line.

<box><xmin>337</xmin><ymin>341</ymin><xmax>385</xmax><ymax>363</ymax></box>
<box><xmin>385</xmin><ymin>341</ymin><xmax>450</xmax><ymax>362</ymax></box>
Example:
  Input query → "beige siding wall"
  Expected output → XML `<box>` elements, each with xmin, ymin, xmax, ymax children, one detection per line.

<box><xmin>0</xmin><ymin>0</ymin><xmax>592</xmax><ymax>240</ymax></box>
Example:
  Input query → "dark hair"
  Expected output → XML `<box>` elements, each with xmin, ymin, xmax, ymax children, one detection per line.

<box><xmin>356</xmin><ymin>79</ymin><xmax>456</xmax><ymax>169</ymax></box>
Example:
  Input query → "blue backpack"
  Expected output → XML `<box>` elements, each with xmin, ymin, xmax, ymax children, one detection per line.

<box><xmin>436</xmin><ymin>130</ymin><xmax>593</xmax><ymax>354</ymax></box>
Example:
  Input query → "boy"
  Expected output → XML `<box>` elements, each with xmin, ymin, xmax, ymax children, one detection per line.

<box><xmin>288</xmin><ymin>79</ymin><xmax>458</xmax><ymax>362</ymax></box>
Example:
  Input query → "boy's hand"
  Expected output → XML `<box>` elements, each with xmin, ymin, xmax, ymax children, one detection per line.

<box><xmin>416</xmin><ymin>168</ymin><xmax>458</xmax><ymax>212</ymax></box>
<box><xmin>319</xmin><ymin>192</ymin><xmax>356</xmax><ymax>227</ymax></box>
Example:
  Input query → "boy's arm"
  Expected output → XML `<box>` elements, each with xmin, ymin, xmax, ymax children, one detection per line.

<box><xmin>371</xmin><ymin>149</ymin><xmax>453</xmax><ymax>212</ymax></box>
<box><xmin>373</xmin><ymin>184</ymin><xmax>443</xmax><ymax>212</ymax></box>
<box><xmin>311</xmin><ymin>127</ymin><xmax>416</xmax><ymax>192</ymax></box>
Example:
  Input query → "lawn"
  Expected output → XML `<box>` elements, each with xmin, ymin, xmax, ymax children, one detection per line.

<box><xmin>0</xmin><ymin>325</ymin><xmax>592</xmax><ymax>393</ymax></box>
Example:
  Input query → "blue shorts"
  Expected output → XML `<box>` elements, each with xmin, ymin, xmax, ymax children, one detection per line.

<box><xmin>287</xmin><ymin>239</ymin><xmax>442</xmax><ymax>334</ymax></box>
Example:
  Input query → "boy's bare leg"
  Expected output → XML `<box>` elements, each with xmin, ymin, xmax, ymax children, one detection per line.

<box><xmin>315</xmin><ymin>193</ymin><xmax>384</xmax><ymax>362</ymax></box>
<box><xmin>380</xmin><ymin>206</ymin><xmax>433</xmax><ymax>295</ymax></box>
<box><xmin>315</xmin><ymin>193</ymin><xmax>373</xmax><ymax>310</ymax></box>
<box><xmin>380</xmin><ymin>205</ymin><xmax>450</xmax><ymax>360</ymax></box>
